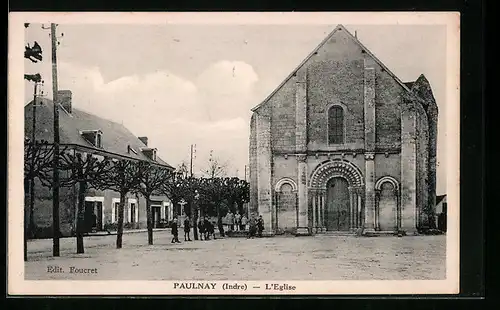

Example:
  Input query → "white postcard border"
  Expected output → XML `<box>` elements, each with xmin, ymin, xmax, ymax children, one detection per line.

<box><xmin>8</xmin><ymin>11</ymin><xmax>461</xmax><ymax>295</ymax></box>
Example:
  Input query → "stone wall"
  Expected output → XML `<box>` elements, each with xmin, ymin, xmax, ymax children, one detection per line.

<box><xmin>249</xmin><ymin>113</ymin><xmax>259</xmax><ymax>216</ymax></box>
<box><xmin>415</xmin><ymin>100</ymin><xmax>430</xmax><ymax>229</ymax></box>
<box><xmin>306</xmin><ymin>28</ymin><xmax>365</xmax><ymax>151</ymax></box>
<box><xmin>270</xmin><ymin>78</ymin><xmax>297</xmax><ymax>152</ymax></box>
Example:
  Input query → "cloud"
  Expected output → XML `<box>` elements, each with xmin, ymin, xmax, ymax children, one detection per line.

<box><xmin>194</xmin><ymin>60</ymin><xmax>259</xmax><ymax>122</ymax></box>
<box><xmin>196</xmin><ymin>60</ymin><xmax>259</xmax><ymax>95</ymax></box>
<box><xmin>26</xmin><ymin>60</ymin><xmax>256</xmax><ymax>176</ymax></box>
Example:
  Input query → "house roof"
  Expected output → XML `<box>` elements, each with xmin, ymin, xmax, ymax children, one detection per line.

<box><xmin>436</xmin><ymin>194</ymin><xmax>447</xmax><ymax>205</ymax></box>
<box><xmin>251</xmin><ymin>24</ymin><xmax>412</xmax><ymax>112</ymax></box>
<box><xmin>25</xmin><ymin>98</ymin><xmax>174</xmax><ymax>169</ymax></box>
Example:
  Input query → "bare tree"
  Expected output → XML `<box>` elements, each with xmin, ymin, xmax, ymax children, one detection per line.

<box><xmin>161</xmin><ymin>171</ymin><xmax>201</xmax><ymax>240</ymax></box>
<box><xmin>59</xmin><ymin>151</ymin><xmax>112</xmax><ymax>254</ymax></box>
<box><xmin>135</xmin><ymin>162</ymin><xmax>172</xmax><ymax>245</ymax></box>
<box><xmin>23</xmin><ymin>139</ymin><xmax>55</xmax><ymax>261</ymax></box>
<box><xmin>202</xmin><ymin>150</ymin><xmax>228</xmax><ymax>178</ymax></box>
<box><xmin>94</xmin><ymin>159</ymin><xmax>142</xmax><ymax>249</ymax></box>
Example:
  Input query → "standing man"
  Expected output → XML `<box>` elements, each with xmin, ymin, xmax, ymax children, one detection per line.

<box><xmin>204</xmin><ymin>217</ymin><xmax>212</xmax><ymax>240</ymax></box>
<box><xmin>247</xmin><ymin>215</ymin><xmax>257</xmax><ymax>239</ymax></box>
<box><xmin>184</xmin><ymin>216</ymin><xmax>192</xmax><ymax>241</ymax></box>
<box><xmin>257</xmin><ymin>215</ymin><xmax>264</xmax><ymax>238</ymax></box>
<box><xmin>171</xmin><ymin>216</ymin><xmax>181</xmax><ymax>243</ymax></box>
<box><xmin>198</xmin><ymin>217</ymin><xmax>205</xmax><ymax>241</ymax></box>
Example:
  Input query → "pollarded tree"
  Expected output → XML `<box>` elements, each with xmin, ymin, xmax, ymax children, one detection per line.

<box><xmin>161</xmin><ymin>172</ymin><xmax>201</xmax><ymax>240</ymax></box>
<box><xmin>24</xmin><ymin>139</ymin><xmax>55</xmax><ymax>230</ymax></box>
<box><xmin>58</xmin><ymin>151</ymin><xmax>112</xmax><ymax>254</ymax></box>
<box><xmin>223</xmin><ymin>177</ymin><xmax>250</xmax><ymax>215</ymax></box>
<box><xmin>23</xmin><ymin>139</ymin><xmax>55</xmax><ymax>261</ymax></box>
<box><xmin>198</xmin><ymin>177</ymin><xmax>227</xmax><ymax>236</ymax></box>
<box><xmin>135</xmin><ymin>162</ymin><xmax>172</xmax><ymax>245</ymax></box>
<box><xmin>94</xmin><ymin>159</ymin><xmax>142</xmax><ymax>249</ymax></box>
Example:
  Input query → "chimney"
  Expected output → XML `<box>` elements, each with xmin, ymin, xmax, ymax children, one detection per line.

<box><xmin>355</xmin><ymin>30</ymin><xmax>357</xmax><ymax>39</ymax></box>
<box><xmin>138</xmin><ymin>136</ymin><xmax>148</xmax><ymax>146</ymax></box>
<box><xmin>58</xmin><ymin>90</ymin><xmax>72</xmax><ymax>113</ymax></box>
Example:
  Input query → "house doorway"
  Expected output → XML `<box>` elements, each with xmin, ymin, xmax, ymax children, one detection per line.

<box><xmin>325</xmin><ymin>177</ymin><xmax>350</xmax><ymax>231</ymax></box>
<box><xmin>84</xmin><ymin>201</ymin><xmax>103</xmax><ymax>232</ymax></box>
<box><xmin>151</xmin><ymin>206</ymin><xmax>161</xmax><ymax>228</ymax></box>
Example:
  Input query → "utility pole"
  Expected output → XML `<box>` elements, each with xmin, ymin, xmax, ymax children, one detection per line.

<box><xmin>244</xmin><ymin>165</ymin><xmax>247</xmax><ymax>181</ymax></box>
<box><xmin>190</xmin><ymin>144</ymin><xmax>193</xmax><ymax>177</ymax></box>
<box><xmin>189</xmin><ymin>144</ymin><xmax>196</xmax><ymax>177</ymax></box>
<box><xmin>29</xmin><ymin>80</ymin><xmax>43</xmax><ymax>238</ymax></box>
<box><xmin>50</xmin><ymin>23</ymin><xmax>60</xmax><ymax>257</ymax></box>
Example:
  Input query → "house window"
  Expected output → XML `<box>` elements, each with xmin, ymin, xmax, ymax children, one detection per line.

<box><xmin>328</xmin><ymin>106</ymin><xmax>345</xmax><ymax>144</ymax></box>
<box><xmin>80</xmin><ymin>130</ymin><xmax>103</xmax><ymax>148</ymax></box>
<box><xmin>130</xmin><ymin>203</ymin><xmax>136</xmax><ymax>223</ymax></box>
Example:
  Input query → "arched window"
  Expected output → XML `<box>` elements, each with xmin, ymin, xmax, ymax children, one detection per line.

<box><xmin>328</xmin><ymin>106</ymin><xmax>344</xmax><ymax>144</ymax></box>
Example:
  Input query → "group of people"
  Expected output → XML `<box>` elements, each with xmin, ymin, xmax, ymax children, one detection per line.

<box><xmin>170</xmin><ymin>216</ymin><xmax>216</xmax><ymax>243</ymax></box>
<box><xmin>223</xmin><ymin>211</ymin><xmax>248</xmax><ymax>231</ymax></box>
<box><xmin>247</xmin><ymin>214</ymin><xmax>265</xmax><ymax>238</ymax></box>
<box><xmin>170</xmin><ymin>213</ymin><xmax>265</xmax><ymax>243</ymax></box>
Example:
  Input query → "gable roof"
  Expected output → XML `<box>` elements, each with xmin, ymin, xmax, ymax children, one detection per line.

<box><xmin>251</xmin><ymin>24</ymin><xmax>411</xmax><ymax>112</ymax></box>
<box><xmin>25</xmin><ymin>98</ymin><xmax>174</xmax><ymax>169</ymax></box>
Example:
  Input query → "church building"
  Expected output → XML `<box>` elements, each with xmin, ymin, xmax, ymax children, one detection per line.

<box><xmin>248</xmin><ymin>25</ymin><xmax>438</xmax><ymax>236</ymax></box>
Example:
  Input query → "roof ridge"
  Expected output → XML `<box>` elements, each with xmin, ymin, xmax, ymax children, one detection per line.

<box><xmin>250</xmin><ymin>24</ymin><xmax>411</xmax><ymax>112</ymax></box>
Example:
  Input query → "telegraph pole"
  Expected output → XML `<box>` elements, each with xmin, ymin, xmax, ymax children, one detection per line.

<box><xmin>50</xmin><ymin>23</ymin><xmax>60</xmax><ymax>257</ymax></box>
<box><xmin>189</xmin><ymin>144</ymin><xmax>196</xmax><ymax>177</ymax></box>
<box><xmin>189</xmin><ymin>144</ymin><xmax>193</xmax><ymax>177</ymax></box>
<box><xmin>29</xmin><ymin>80</ymin><xmax>43</xmax><ymax>237</ymax></box>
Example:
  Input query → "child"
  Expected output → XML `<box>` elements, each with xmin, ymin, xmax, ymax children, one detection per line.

<box><xmin>184</xmin><ymin>216</ymin><xmax>192</xmax><ymax>241</ymax></box>
<box><xmin>171</xmin><ymin>216</ymin><xmax>181</xmax><ymax>243</ymax></box>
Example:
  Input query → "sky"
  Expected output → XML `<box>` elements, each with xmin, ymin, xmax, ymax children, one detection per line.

<box><xmin>24</xmin><ymin>23</ymin><xmax>448</xmax><ymax>194</ymax></box>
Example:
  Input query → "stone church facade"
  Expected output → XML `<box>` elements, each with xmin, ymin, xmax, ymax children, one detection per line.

<box><xmin>249</xmin><ymin>25</ymin><xmax>438</xmax><ymax>236</ymax></box>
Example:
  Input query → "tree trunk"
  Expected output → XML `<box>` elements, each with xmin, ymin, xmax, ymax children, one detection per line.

<box><xmin>76</xmin><ymin>181</ymin><xmax>87</xmax><ymax>254</ymax></box>
<box><xmin>216</xmin><ymin>204</ymin><xmax>225</xmax><ymax>237</ymax></box>
<box><xmin>192</xmin><ymin>201</ymin><xmax>199</xmax><ymax>240</ymax></box>
<box><xmin>116</xmin><ymin>192</ymin><xmax>126</xmax><ymax>249</ymax></box>
<box><xmin>172</xmin><ymin>200</ymin><xmax>178</xmax><ymax>218</ymax></box>
<box><xmin>237</xmin><ymin>202</ymin><xmax>244</xmax><ymax>215</ymax></box>
<box><xmin>24</xmin><ymin>178</ymin><xmax>29</xmax><ymax>261</ymax></box>
<box><xmin>146</xmin><ymin>197</ymin><xmax>153</xmax><ymax>245</ymax></box>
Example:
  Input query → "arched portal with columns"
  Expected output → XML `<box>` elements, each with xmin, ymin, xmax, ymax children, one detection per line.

<box><xmin>274</xmin><ymin>178</ymin><xmax>298</xmax><ymax>234</ymax></box>
<box><xmin>308</xmin><ymin>160</ymin><xmax>364</xmax><ymax>233</ymax></box>
<box><xmin>375</xmin><ymin>176</ymin><xmax>401</xmax><ymax>232</ymax></box>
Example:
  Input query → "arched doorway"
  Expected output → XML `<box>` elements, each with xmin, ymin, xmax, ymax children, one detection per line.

<box><xmin>277</xmin><ymin>183</ymin><xmax>297</xmax><ymax>233</ymax></box>
<box><xmin>309</xmin><ymin>160</ymin><xmax>364</xmax><ymax>233</ymax></box>
<box><xmin>375</xmin><ymin>176</ymin><xmax>400</xmax><ymax>232</ymax></box>
<box><xmin>325</xmin><ymin>177</ymin><xmax>350</xmax><ymax>231</ymax></box>
<box><xmin>274</xmin><ymin>178</ymin><xmax>298</xmax><ymax>234</ymax></box>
